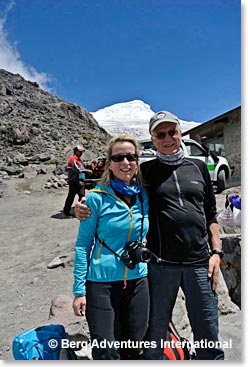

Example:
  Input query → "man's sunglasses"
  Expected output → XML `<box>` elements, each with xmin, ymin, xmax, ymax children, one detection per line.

<box><xmin>153</xmin><ymin>129</ymin><xmax>178</xmax><ymax>140</ymax></box>
<box><xmin>110</xmin><ymin>153</ymin><xmax>138</xmax><ymax>162</ymax></box>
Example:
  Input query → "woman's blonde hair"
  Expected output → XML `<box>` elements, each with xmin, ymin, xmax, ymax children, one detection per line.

<box><xmin>99</xmin><ymin>135</ymin><xmax>144</xmax><ymax>187</ymax></box>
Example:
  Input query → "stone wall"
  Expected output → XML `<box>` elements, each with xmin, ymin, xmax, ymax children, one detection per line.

<box><xmin>220</xmin><ymin>234</ymin><xmax>241</xmax><ymax>309</ymax></box>
<box><xmin>223</xmin><ymin>109</ymin><xmax>241</xmax><ymax>184</ymax></box>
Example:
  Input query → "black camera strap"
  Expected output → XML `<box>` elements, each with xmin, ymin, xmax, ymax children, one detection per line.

<box><xmin>138</xmin><ymin>192</ymin><xmax>144</xmax><ymax>242</ymax></box>
<box><xmin>99</xmin><ymin>239</ymin><xmax>121</xmax><ymax>258</ymax></box>
<box><xmin>96</xmin><ymin>192</ymin><xmax>145</xmax><ymax>258</ymax></box>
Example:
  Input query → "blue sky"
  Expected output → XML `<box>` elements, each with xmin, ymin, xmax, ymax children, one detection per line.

<box><xmin>0</xmin><ymin>0</ymin><xmax>241</xmax><ymax>122</ymax></box>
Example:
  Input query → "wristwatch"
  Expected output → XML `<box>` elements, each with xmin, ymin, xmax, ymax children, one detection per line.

<box><xmin>211</xmin><ymin>249</ymin><xmax>224</xmax><ymax>258</ymax></box>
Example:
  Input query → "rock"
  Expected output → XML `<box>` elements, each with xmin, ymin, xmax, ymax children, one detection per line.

<box><xmin>47</xmin><ymin>295</ymin><xmax>91</xmax><ymax>359</ymax></box>
<box><xmin>51</xmin><ymin>182</ymin><xmax>58</xmax><ymax>189</ymax></box>
<box><xmin>12</xmin><ymin>152</ymin><xmax>29</xmax><ymax>166</ymax></box>
<box><xmin>218</xmin><ymin>271</ymin><xmax>240</xmax><ymax>314</ymax></box>
<box><xmin>47</xmin><ymin>253</ymin><xmax>74</xmax><ymax>269</ymax></box>
<box><xmin>29</xmin><ymin>153</ymin><xmax>51</xmax><ymax>163</ymax></box>
<box><xmin>2</xmin><ymin>165</ymin><xmax>23</xmax><ymax>175</ymax></box>
<box><xmin>59</xmin><ymin>178</ymin><xmax>67</xmax><ymax>186</ymax></box>
<box><xmin>218</xmin><ymin>311</ymin><xmax>241</xmax><ymax>361</ymax></box>
<box><xmin>23</xmin><ymin>166</ymin><xmax>38</xmax><ymax>179</ymax></box>
<box><xmin>220</xmin><ymin>235</ymin><xmax>241</xmax><ymax>308</ymax></box>
<box><xmin>36</xmin><ymin>165</ymin><xmax>47</xmax><ymax>174</ymax></box>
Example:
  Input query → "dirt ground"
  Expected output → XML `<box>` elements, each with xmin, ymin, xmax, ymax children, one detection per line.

<box><xmin>0</xmin><ymin>171</ymin><xmax>81</xmax><ymax>360</ymax></box>
<box><xmin>0</xmin><ymin>171</ymin><xmax>241</xmax><ymax>361</ymax></box>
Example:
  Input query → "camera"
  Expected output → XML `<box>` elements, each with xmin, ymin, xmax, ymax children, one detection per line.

<box><xmin>120</xmin><ymin>241</ymin><xmax>152</xmax><ymax>270</ymax></box>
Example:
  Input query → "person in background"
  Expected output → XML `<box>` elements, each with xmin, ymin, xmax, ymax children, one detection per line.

<box><xmin>72</xmin><ymin>136</ymin><xmax>150</xmax><ymax>360</ymax></box>
<box><xmin>92</xmin><ymin>156</ymin><xmax>106</xmax><ymax>179</ymax></box>
<box><xmin>228</xmin><ymin>194</ymin><xmax>241</xmax><ymax>210</ymax></box>
<box><xmin>74</xmin><ymin>111</ymin><xmax>225</xmax><ymax>360</ymax></box>
<box><xmin>63</xmin><ymin>145</ymin><xmax>92</xmax><ymax>217</ymax></box>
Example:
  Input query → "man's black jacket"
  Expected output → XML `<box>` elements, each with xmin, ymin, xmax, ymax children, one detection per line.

<box><xmin>140</xmin><ymin>158</ymin><xmax>218</xmax><ymax>264</ymax></box>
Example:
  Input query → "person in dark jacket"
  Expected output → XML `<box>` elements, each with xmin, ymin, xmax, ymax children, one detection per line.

<box><xmin>74</xmin><ymin>111</ymin><xmax>225</xmax><ymax>360</ymax></box>
<box><xmin>63</xmin><ymin>145</ymin><xmax>92</xmax><ymax>217</ymax></box>
<box><xmin>140</xmin><ymin>111</ymin><xmax>224</xmax><ymax>360</ymax></box>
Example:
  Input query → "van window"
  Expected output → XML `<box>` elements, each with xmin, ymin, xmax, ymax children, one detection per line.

<box><xmin>184</xmin><ymin>142</ymin><xmax>206</xmax><ymax>157</ymax></box>
<box><xmin>208</xmin><ymin>137</ymin><xmax>226</xmax><ymax>157</ymax></box>
<box><xmin>140</xmin><ymin>141</ymin><xmax>156</xmax><ymax>150</ymax></box>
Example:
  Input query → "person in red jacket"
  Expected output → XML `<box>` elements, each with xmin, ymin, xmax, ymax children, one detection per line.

<box><xmin>63</xmin><ymin>145</ymin><xmax>92</xmax><ymax>217</ymax></box>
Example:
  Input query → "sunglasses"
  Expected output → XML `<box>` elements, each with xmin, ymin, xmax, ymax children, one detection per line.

<box><xmin>110</xmin><ymin>153</ymin><xmax>138</xmax><ymax>162</ymax></box>
<box><xmin>153</xmin><ymin>129</ymin><xmax>178</xmax><ymax>140</ymax></box>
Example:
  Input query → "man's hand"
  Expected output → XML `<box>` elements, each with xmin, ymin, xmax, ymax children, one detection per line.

<box><xmin>75</xmin><ymin>198</ymin><xmax>91</xmax><ymax>221</ymax></box>
<box><xmin>208</xmin><ymin>255</ymin><xmax>221</xmax><ymax>292</ymax></box>
<box><xmin>73</xmin><ymin>296</ymin><xmax>86</xmax><ymax>316</ymax></box>
<box><xmin>84</xmin><ymin>169</ymin><xmax>93</xmax><ymax>176</ymax></box>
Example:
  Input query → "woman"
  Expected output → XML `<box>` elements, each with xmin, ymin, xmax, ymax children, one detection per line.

<box><xmin>72</xmin><ymin>136</ymin><xmax>150</xmax><ymax>360</ymax></box>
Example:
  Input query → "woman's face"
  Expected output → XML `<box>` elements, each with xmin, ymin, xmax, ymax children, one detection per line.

<box><xmin>108</xmin><ymin>142</ymin><xmax>138</xmax><ymax>185</ymax></box>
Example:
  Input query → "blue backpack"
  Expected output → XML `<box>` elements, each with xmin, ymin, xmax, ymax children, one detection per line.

<box><xmin>12</xmin><ymin>324</ymin><xmax>67</xmax><ymax>360</ymax></box>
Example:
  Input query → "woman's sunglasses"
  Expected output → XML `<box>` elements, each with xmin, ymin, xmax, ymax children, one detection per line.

<box><xmin>110</xmin><ymin>153</ymin><xmax>138</xmax><ymax>162</ymax></box>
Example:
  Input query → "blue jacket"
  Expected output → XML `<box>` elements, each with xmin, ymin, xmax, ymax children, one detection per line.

<box><xmin>73</xmin><ymin>184</ymin><xmax>149</xmax><ymax>296</ymax></box>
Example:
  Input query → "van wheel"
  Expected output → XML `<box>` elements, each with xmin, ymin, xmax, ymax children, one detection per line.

<box><xmin>217</xmin><ymin>170</ymin><xmax>226</xmax><ymax>193</ymax></box>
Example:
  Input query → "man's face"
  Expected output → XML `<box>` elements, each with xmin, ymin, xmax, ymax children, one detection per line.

<box><xmin>151</xmin><ymin>122</ymin><xmax>182</xmax><ymax>155</ymax></box>
<box><xmin>75</xmin><ymin>150</ymin><xmax>83</xmax><ymax>157</ymax></box>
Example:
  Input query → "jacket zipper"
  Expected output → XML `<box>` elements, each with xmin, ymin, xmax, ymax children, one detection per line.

<box><xmin>173</xmin><ymin>171</ymin><xmax>184</xmax><ymax>207</ymax></box>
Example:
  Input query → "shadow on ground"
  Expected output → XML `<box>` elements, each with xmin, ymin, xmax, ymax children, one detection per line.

<box><xmin>51</xmin><ymin>208</ymin><xmax>76</xmax><ymax>220</ymax></box>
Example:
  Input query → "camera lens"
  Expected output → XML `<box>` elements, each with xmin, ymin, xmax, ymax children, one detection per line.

<box><xmin>141</xmin><ymin>250</ymin><xmax>151</xmax><ymax>262</ymax></box>
<box><xmin>140</xmin><ymin>249</ymin><xmax>152</xmax><ymax>263</ymax></box>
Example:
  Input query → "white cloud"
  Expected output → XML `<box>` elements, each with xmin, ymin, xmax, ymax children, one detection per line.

<box><xmin>0</xmin><ymin>0</ymin><xmax>53</xmax><ymax>89</ymax></box>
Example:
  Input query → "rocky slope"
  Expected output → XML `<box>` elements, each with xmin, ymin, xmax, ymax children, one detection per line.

<box><xmin>0</xmin><ymin>69</ymin><xmax>111</xmax><ymax>176</ymax></box>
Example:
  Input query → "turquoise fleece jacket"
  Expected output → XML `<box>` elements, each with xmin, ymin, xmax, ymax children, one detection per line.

<box><xmin>73</xmin><ymin>185</ymin><xmax>149</xmax><ymax>296</ymax></box>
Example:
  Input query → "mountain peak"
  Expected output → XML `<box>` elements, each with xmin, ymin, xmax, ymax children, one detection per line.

<box><xmin>92</xmin><ymin>100</ymin><xmax>201</xmax><ymax>139</ymax></box>
<box><xmin>92</xmin><ymin>100</ymin><xmax>154</xmax><ymax>123</ymax></box>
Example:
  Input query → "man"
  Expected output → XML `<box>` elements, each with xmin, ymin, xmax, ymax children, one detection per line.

<box><xmin>75</xmin><ymin>111</ymin><xmax>224</xmax><ymax>360</ymax></box>
<box><xmin>63</xmin><ymin>145</ymin><xmax>92</xmax><ymax>217</ymax></box>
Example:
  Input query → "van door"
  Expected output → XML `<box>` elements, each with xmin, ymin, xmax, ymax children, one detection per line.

<box><xmin>182</xmin><ymin>141</ymin><xmax>215</xmax><ymax>181</ymax></box>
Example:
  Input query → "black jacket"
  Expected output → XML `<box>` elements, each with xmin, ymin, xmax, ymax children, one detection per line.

<box><xmin>140</xmin><ymin>158</ymin><xmax>218</xmax><ymax>264</ymax></box>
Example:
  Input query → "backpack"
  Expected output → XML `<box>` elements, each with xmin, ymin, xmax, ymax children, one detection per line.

<box><xmin>163</xmin><ymin>321</ymin><xmax>196</xmax><ymax>360</ymax></box>
<box><xmin>12</xmin><ymin>324</ymin><xmax>67</xmax><ymax>360</ymax></box>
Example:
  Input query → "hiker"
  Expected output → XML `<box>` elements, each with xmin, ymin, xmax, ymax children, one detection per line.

<box><xmin>92</xmin><ymin>156</ymin><xmax>106</xmax><ymax>179</ymax></box>
<box><xmin>74</xmin><ymin>111</ymin><xmax>225</xmax><ymax>360</ymax></box>
<box><xmin>72</xmin><ymin>136</ymin><xmax>150</xmax><ymax>360</ymax></box>
<box><xmin>63</xmin><ymin>145</ymin><xmax>92</xmax><ymax>217</ymax></box>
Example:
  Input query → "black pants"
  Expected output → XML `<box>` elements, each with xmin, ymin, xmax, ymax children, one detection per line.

<box><xmin>143</xmin><ymin>264</ymin><xmax>224</xmax><ymax>360</ymax></box>
<box><xmin>86</xmin><ymin>278</ymin><xmax>150</xmax><ymax>360</ymax></box>
<box><xmin>63</xmin><ymin>181</ymin><xmax>83</xmax><ymax>215</ymax></box>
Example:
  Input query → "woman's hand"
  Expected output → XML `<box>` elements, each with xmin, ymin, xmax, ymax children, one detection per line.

<box><xmin>73</xmin><ymin>296</ymin><xmax>86</xmax><ymax>316</ymax></box>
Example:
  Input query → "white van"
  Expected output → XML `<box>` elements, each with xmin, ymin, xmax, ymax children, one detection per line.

<box><xmin>139</xmin><ymin>138</ymin><xmax>231</xmax><ymax>193</ymax></box>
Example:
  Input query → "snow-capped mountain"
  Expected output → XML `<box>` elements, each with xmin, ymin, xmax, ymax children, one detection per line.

<box><xmin>92</xmin><ymin>100</ymin><xmax>201</xmax><ymax>140</ymax></box>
